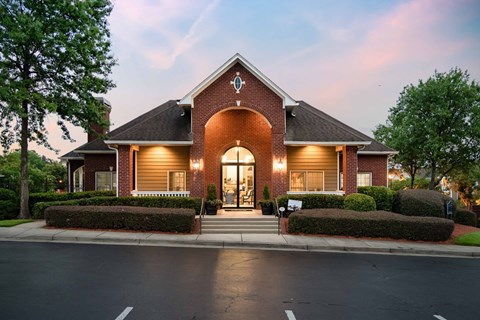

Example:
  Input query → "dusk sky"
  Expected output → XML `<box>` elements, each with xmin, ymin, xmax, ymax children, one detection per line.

<box><xmin>36</xmin><ymin>0</ymin><xmax>480</xmax><ymax>160</ymax></box>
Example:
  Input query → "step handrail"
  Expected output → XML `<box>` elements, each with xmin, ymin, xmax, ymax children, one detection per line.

<box><xmin>276</xmin><ymin>198</ymin><xmax>281</xmax><ymax>235</ymax></box>
<box><xmin>199</xmin><ymin>197</ymin><xmax>205</xmax><ymax>235</ymax></box>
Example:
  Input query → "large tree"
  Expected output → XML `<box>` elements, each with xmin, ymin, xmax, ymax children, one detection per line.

<box><xmin>374</xmin><ymin>68</ymin><xmax>480</xmax><ymax>190</ymax></box>
<box><xmin>0</xmin><ymin>0</ymin><xmax>116</xmax><ymax>218</ymax></box>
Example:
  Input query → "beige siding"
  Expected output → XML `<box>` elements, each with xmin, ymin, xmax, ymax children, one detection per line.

<box><xmin>287</xmin><ymin>146</ymin><xmax>338</xmax><ymax>191</ymax></box>
<box><xmin>137</xmin><ymin>146</ymin><xmax>190</xmax><ymax>191</ymax></box>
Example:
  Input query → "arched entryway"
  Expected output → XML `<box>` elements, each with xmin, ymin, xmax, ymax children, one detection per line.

<box><xmin>221</xmin><ymin>146</ymin><xmax>255</xmax><ymax>208</ymax></box>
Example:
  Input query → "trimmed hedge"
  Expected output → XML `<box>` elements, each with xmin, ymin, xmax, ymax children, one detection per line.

<box><xmin>357</xmin><ymin>186</ymin><xmax>394</xmax><ymax>211</ymax></box>
<box><xmin>454</xmin><ymin>208</ymin><xmax>477</xmax><ymax>227</ymax></box>
<box><xmin>45</xmin><ymin>206</ymin><xmax>195</xmax><ymax>232</ymax></box>
<box><xmin>33</xmin><ymin>196</ymin><xmax>203</xmax><ymax>219</ymax></box>
<box><xmin>29</xmin><ymin>190</ymin><xmax>115</xmax><ymax>213</ymax></box>
<box><xmin>0</xmin><ymin>188</ymin><xmax>18</xmax><ymax>220</ymax></box>
<box><xmin>392</xmin><ymin>189</ymin><xmax>456</xmax><ymax>218</ymax></box>
<box><xmin>288</xmin><ymin>209</ymin><xmax>454</xmax><ymax>241</ymax></box>
<box><xmin>276</xmin><ymin>194</ymin><xmax>345</xmax><ymax>211</ymax></box>
<box><xmin>344</xmin><ymin>193</ymin><xmax>376</xmax><ymax>211</ymax></box>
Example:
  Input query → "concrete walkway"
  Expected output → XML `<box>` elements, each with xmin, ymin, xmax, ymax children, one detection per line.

<box><xmin>1</xmin><ymin>220</ymin><xmax>480</xmax><ymax>258</ymax></box>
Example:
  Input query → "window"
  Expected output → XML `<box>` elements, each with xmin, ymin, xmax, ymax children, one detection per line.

<box><xmin>289</xmin><ymin>171</ymin><xmax>324</xmax><ymax>192</ymax></box>
<box><xmin>95</xmin><ymin>172</ymin><xmax>116</xmax><ymax>191</ymax></box>
<box><xmin>168</xmin><ymin>171</ymin><xmax>186</xmax><ymax>191</ymax></box>
<box><xmin>357</xmin><ymin>173</ymin><xmax>372</xmax><ymax>187</ymax></box>
<box><xmin>73</xmin><ymin>166</ymin><xmax>84</xmax><ymax>192</ymax></box>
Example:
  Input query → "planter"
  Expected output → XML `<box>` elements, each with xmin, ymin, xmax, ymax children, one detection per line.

<box><xmin>261</xmin><ymin>203</ymin><xmax>274</xmax><ymax>215</ymax></box>
<box><xmin>205</xmin><ymin>203</ymin><xmax>218</xmax><ymax>215</ymax></box>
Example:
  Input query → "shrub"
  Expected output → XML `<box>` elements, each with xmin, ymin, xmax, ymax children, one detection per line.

<box><xmin>344</xmin><ymin>193</ymin><xmax>376</xmax><ymax>211</ymax></box>
<box><xmin>392</xmin><ymin>189</ymin><xmax>456</xmax><ymax>218</ymax></box>
<box><xmin>454</xmin><ymin>208</ymin><xmax>477</xmax><ymax>227</ymax></box>
<box><xmin>29</xmin><ymin>190</ymin><xmax>115</xmax><ymax>213</ymax></box>
<box><xmin>45</xmin><ymin>206</ymin><xmax>195</xmax><ymax>232</ymax></box>
<box><xmin>357</xmin><ymin>186</ymin><xmax>394</xmax><ymax>211</ymax></box>
<box><xmin>288</xmin><ymin>209</ymin><xmax>454</xmax><ymax>241</ymax></box>
<box><xmin>0</xmin><ymin>188</ymin><xmax>18</xmax><ymax>220</ymax></box>
<box><xmin>276</xmin><ymin>194</ymin><xmax>344</xmax><ymax>211</ymax></box>
<box><xmin>33</xmin><ymin>196</ymin><xmax>203</xmax><ymax>219</ymax></box>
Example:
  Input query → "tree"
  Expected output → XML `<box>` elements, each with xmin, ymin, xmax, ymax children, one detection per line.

<box><xmin>374</xmin><ymin>68</ymin><xmax>480</xmax><ymax>190</ymax></box>
<box><xmin>448</xmin><ymin>165</ymin><xmax>480</xmax><ymax>208</ymax></box>
<box><xmin>0</xmin><ymin>0</ymin><xmax>116</xmax><ymax>218</ymax></box>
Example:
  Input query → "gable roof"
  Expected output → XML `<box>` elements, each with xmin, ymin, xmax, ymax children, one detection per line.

<box><xmin>178</xmin><ymin>53</ymin><xmax>298</xmax><ymax>109</ymax></box>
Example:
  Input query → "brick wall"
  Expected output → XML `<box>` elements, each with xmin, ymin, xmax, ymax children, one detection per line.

<box><xmin>342</xmin><ymin>146</ymin><xmax>358</xmax><ymax>195</ymax></box>
<box><xmin>117</xmin><ymin>145</ymin><xmax>133</xmax><ymax>196</ymax></box>
<box><xmin>358</xmin><ymin>154</ymin><xmax>388</xmax><ymax>186</ymax></box>
<box><xmin>191</xmin><ymin>62</ymin><xmax>287</xmax><ymax>201</ymax></box>
<box><xmin>83</xmin><ymin>154</ymin><xmax>116</xmax><ymax>191</ymax></box>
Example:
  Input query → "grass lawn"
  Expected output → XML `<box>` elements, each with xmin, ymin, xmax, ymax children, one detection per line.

<box><xmin>454</xmin><ymin>231</ymin><xmax>480</xmax><ymax>247</ymax></box>
<box><xmin>0</xmin><ymin>219</ymin><xmax>34</xmax><ymax>227</ymax></box>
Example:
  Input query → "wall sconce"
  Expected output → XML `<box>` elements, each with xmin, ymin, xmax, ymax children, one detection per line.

<box><xmin>193</xmin><ymin>159</ymin><xmax>200</xmax><ymax>172</ymax></box>
<box><xmin>276</xmin><ymin>159</ymin><xmax>284</xmax><ymax>173</ymax></box>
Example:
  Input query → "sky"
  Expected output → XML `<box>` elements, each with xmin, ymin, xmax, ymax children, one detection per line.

<box><xmin>36</xmin><ymin>0</ymin><xmax>480</xmax><ymax>160</ymax></box>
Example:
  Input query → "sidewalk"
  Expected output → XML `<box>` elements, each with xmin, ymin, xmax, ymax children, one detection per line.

<box><xmin>1</xmin><ymin>220</ymin><xmax>480</xmax><ymax>258</ymax></box>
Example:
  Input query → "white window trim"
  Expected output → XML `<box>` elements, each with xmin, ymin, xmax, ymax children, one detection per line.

<box><xmin>73</xmin><ymin>166</ymin><xmax>85</xmax><ymax>192</ymax></box>
<box><xmin>167</xmin><ymin>170</ymin><xmax>187</xmax><ymax>192</ymax></box>
<box><xmin>95</xmin><ymin>171</ymin><xmax>116</xmax><ymax>191</ymax></box>
<box><xmin>289</xmin><ymin>170</ymin><xmax>325</xmax><ymax>192</ymax></box>
<box><xmin>357</xmin><ymin>172</ymin><xmax>373</xmax><ymax>187</ymax></box>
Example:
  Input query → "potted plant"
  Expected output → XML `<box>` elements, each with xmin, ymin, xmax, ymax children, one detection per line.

<box><xmin>258</xmin><ymin>185</ymin><xmax>274</xmax><ymax>215</ymax></box>
<box><xmin>205</xmin><ymin>183</ymin><xmax>222</xmax><ymax>215</ymax></box>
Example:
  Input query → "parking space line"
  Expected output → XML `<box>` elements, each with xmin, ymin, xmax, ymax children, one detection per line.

<box><xmin>115</xmin><ymin>307</ymin><xmax>133</xmax><ymax>320</ymax></box>
<box><xmin>433</xmin><ymin>315</ymin><xmax>447</xmax><ymax>320</ymax></box>
<box><xmin>285</xmin><ymin>310</ymin><xmax>297</xmax><ymax>320</ymax></box>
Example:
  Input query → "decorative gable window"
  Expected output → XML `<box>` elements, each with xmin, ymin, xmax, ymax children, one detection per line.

<box><xmin>95</xmin><ymin>171</ymin><xmax>116</xmax><ymax>191</ymax></box>
<box><xmin>289</xmin><ymin>170</ymin><xmax>324</xmax><ymax>192</ymax></box>
<box><xmin>168</xmin><ymin>171</ymin><xmax>186</xmax><ymax>191</ymax></box>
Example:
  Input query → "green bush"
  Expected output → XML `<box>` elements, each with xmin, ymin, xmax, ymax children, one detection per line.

<box><xmin>454</xmin><ymin>208</ymin><xmax>477</xmax><ymax>227</ymax></box>
<box><xmin>33</xmin><ymin>196</ymin><xmax>203</xmax><ymax>219</ymax></box>
<box><xmin>288</xmin><ymin>209</ymin><xmax>454</xmax><ymax>241</ymax></box>
<box><xmin>29</xmin><ymin>190</ymin><xmax>115</xmax><ymax>213</ymax></box>
<box><xmin>357</xmin><ymin>186</ymin><xmax>394</xmax><ymax>211</ymax></box>
<box><xmin>0</xmin><ymin>188</ymin><xmax>18</xmax><ymax>219</ymax></box>
<box><xmin>344</xmin><ymin>193</ymin><xmax>376</xmax><ymax>211</ymax></box>
<box><xmin>392</xmin><ymin>189</ymin><xmax>456</xmax><ymax>218</ymax></box>
<box><xmin>45</xmin><ymin>206</ymin><xmax>195</xmax><ymax>233</ymax></box>
<box><xmin>276</xmin><ymin>194</ymin><xmax>344</xmax><ymax>211</ymax></box>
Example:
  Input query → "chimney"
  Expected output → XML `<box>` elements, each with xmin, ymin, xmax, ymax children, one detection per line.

<box><xmin>88</xmin><ymin>97</ymin><xmax>111</xmax><ymax>142</ymax></box>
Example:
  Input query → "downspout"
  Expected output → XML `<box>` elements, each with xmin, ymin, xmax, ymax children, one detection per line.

<box><xmin>107</xmin><ymin>145</ymin><xmax>119</xmax><ymax>197</ymax></box>
<box><xmin>67</xmin><ymin>161</ymin><xmax>71</xmax><ymax>192</ymax></box>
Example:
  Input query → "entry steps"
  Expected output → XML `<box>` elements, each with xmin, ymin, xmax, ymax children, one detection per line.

<box><xmin>200</xmin><ymin>216</ymin><xmax>278</xmax><ymax>234</ymax></box>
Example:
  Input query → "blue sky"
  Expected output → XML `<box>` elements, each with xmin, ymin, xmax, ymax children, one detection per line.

<box><xmin>39</xmin><ymin>0</ymin><xmax>480</xmax><ymax>159</ymax></box>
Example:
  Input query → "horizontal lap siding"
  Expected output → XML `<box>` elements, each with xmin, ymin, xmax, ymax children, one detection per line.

<box><xmin>137</xmin><ymin>146</ymin><xmax>190</xmax><ymax>191</ymax></box>
<box><xmin>287</xmin><ymin>146</ymin><xmax>337</xmax><ymax>191</ymax></box>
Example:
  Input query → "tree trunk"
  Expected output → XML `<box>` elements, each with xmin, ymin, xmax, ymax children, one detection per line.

<box><xmin>18</xmin><ymin>100</ymin><xmax>30</xmax><ymax>219</ymax></box>
<box><xmin>429</xmin><ymin>162</ymin><xmax>436</xmax><ymax>190</ymax></box>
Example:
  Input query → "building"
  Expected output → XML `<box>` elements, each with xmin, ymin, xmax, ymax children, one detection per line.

<box><xmin>60</xmin><ymin>53</ymin><xmax>395</xmax><ymax>208</ymax></box>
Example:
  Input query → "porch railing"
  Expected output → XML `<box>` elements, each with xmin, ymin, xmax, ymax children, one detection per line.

<box><xmin>131</xmin><ymin>191</ymin><xmax>190</xmax><ymax>197</ymax></box>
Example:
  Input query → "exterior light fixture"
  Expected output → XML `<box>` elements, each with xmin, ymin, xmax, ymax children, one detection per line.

<box><xmin>193</xmin><ymin>159</ymin><xmax>200</xmax><ymax>172</ymax></box>
<box><xmin>276</xmin><ymin>159</ymin><xmax>284</xmax><ymax>173</ymax></box>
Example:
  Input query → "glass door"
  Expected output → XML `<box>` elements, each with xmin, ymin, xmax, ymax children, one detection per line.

<box><xmin>221</xmin><ymin>146</ymin><xmax>255</xmax><ymax>208</ymax></box>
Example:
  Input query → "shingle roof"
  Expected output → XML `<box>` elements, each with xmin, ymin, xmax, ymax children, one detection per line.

<box><xmin>59</xmin><ymin>150</ymin><xmax>84</xmax><ymax>160</ymax></box>
<box><xmin>74</xmin><ymin>100</ymin><xmax>191</xmax><ymax>152</ymax></box>
<box><xmin>286</xmin><ymin>101</ymin><xmax>395</xmax><ymax>153</ymax></box>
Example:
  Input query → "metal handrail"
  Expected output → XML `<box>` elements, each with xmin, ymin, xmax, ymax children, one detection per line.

<box><xmin>199</xmin><ymin>197</ymin><xmax>205</xmax><ymax>235</ymax></box>
<box><xmin>276</xmin><ymin>198</ymin><xmax>281</xmax><ymax>235</ymax></box>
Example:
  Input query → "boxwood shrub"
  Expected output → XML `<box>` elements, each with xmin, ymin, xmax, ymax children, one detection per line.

<box><xmin>29</xmin><ymin>190</ymin><xmax>115</xmax><ymax>213</ymax></box>
<box><xmin>288</xmin><ymin>209</ymin><xmax>454</xmax><ymax>241</ymax></box>
<box><xmin>344</xmin><ymin>193</ymin><xmax>376</xmax><ymax>211</ymax></box>
<box><xmin>45</xmin><ymin>206</ymin><xmax>195</xmax><ymax>233</ymax></box>
<box><xmin>33</xmin><ymin>196</ymin><xmax>203</xmax><ymax>219</ymax></box>
<box><xmin>454</xmin><ymin>208</ymin><xmax>477</xmax><ymax>227</ymax></box>
<box><xmin>0</xmin><ymin>188</ymin><xmax>18</xmax><ymax>220</ymax></box>
<box><xmin>392</xmin><ymin>189</ymin><xmax>456</xmax><ymax>218</ymax></box>
<box><xmin>357</xmin><ymin>186</ymin><xmax>394</xmax><ymax>211</ymax></box>
<box><xmin>276</xmin><ymin>194</ymin><xmax>344</xmax><ymax>212</ymax></box>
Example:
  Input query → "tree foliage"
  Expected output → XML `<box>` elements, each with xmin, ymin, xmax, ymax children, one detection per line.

<box><xmin>0</xmin><ymin>0</ymin><xmax>116</xmax><ymax>217</ymax></box>
<box><xmin>375</xmin><ymin>68</ymin><xmax>480</xmax><ymax>190</ymax></box>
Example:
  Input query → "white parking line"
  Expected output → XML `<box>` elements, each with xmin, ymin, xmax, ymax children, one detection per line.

<box><xmin>115</xmin><ymin>307</ymin><xmax>133</xmax><ymax>320</ymax></box>
<box><xmin>285</xmin><ymin>310</ymin><xmax>297</xmax><ymax>320</ymax></box>
<box><xmin>433</xmin><ymin>315</ymin><xmax>447</xmax><ymax>320</ymax></box>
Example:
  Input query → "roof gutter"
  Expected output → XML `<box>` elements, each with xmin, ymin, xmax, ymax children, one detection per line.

<box><xmin>284</xmin><ymin>141</ymin><xmax>372</xmax><ymax>146</ymax></box>
<box><xmin>104</xmin><ymin>140</ymin><xmax>193</xmax><ymax>146</ymax></box>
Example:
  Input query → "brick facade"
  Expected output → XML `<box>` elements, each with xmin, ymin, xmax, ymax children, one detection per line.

<box><xmin>358</xmin><ymin>155</ymin><xmax>388</xmax><ymax>186</ymax></box>
<box><xmin>117</xmin><ymin>145</ymin><xmax>133</xmax><ymax>197</ymax></box>
<box><xmin>342</xmin><ymin>146</ymin><xmax>358</xmax><ymax>195</ymax></box>
<box><xmin>83</xmin><ymin>154</ymin><xmax>116</xmax><ymax>191</ymax></box>
<box><xmin>191</xmin><ymin>62</ymin><xmax>287</xmax><ymax>201</ymax></box>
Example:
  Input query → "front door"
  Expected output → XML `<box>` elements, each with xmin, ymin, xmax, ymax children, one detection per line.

<box><xmin>221</xmin><ymin>146</ymin><xmax>255</xmax><ymax>208</ymax></box>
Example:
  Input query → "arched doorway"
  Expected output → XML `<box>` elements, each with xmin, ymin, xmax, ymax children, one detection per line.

<box><xmin>221</xmin><ymin>146</ymin><xmax>255</xmax><ymax>208</ymax></box>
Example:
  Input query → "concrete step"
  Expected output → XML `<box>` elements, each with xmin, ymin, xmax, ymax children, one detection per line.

<box><xmin>202</xmin><ymin>221</ymin><xmax>277</xmax><ymax>226</ymax></box>
<box><xmin>200</xmin><ymin>216</ymin><xmax>279</xmax><ymax>234</ymax></box>
<box><xmin>201</xmin><ymin>228</ymin><xmax>279</xmax><ymax>234</ymax></box>
<box><xmin>202</xmin><ymin>224</ymin><xmax>277</xmax><ymax>229</ymax></box>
